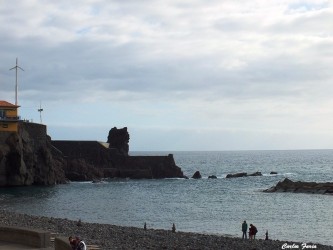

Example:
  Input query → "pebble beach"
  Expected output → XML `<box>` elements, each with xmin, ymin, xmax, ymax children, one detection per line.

<box><xmin>0</xmin><ymin>209</ymin><xmax>332</xmax><ymax>250</ymax></box>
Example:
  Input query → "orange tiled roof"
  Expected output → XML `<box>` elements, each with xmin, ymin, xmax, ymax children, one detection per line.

<box><xmin>0</xmin><ymin>100</ymin><xmax>19</xmax><ymax>108</ymax></box>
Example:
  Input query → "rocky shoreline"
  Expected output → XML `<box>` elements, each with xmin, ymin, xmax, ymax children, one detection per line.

<box><xmin>264</xmin><ymin>178</ymin><xmax>333</xmax><ymax>195</ymax></box>
<box><xmin>0</xmin><ymin>210</ymin><xmax>332</xmax><ymax>250</ymax></box>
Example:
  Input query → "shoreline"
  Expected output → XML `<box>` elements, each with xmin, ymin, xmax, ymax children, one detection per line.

<box><xmin>0</xmin><ymin>209</ymin><xmax>332</xmax><ymax>250</ymax></box>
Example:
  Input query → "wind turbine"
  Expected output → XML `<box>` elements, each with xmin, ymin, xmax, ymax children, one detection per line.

<box><xmin>9</xmin><ymin>58</ymin><xmax>24</xmax><ymax>105</ymax></box>
<box><xmin>38</xmin><ymin>101</ymin><xmax>43</xmax><ymax>124</ymax></box>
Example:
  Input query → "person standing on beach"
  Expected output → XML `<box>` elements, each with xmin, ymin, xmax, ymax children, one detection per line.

<box><xmin>249</xmin><ymin>224</ymin><xmax>257</xmax><ymax>240</ymax></box>
<box><xmin>242</xmin><ymin>221</ymin><xmax>248</xmax><ymax>239</ymax></box>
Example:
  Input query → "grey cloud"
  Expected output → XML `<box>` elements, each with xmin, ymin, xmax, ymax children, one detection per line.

<box><xmin>1</xmin><ymin>1</ymin><xmax>332</xmax><ymax>105</ymax></box>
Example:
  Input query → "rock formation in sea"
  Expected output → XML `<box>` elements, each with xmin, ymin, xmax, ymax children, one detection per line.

<box><xmin>192</xmin><ymin>171</ymin><xmax>202</xmax><ymax>179</ymax></box>
<box><xmin>0</xmin><ymin>123</ymin><xmax>67</xmax><ymax>186</ymax></box>
<box><xmin>264</xmin><ymin>178</ymin><xmax>333</xmax><ymax>195</ymax></box>
<box><xmin>208</xmin><ymin>175</ymin><xmax>217</xmax><ymax>179</ymax></box>
<box><xmin>226</xmin><ymin>171</ymin><xmax>262</xmax><ymax>178</ymax></box>
<box><xmin>52</xmin><ymin>127</ymin><xmax>185</xmax><ymax>181</ymax></box>
<box><xmin>107</xmin><ymin>127</ymin><xmax>130</xmax><ymax>156</ymax></box>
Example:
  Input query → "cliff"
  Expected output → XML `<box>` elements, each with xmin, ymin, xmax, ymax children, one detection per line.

<box><xmin>52</xmin><ymin>127</ymin><xmax>184</xmax><ymax>181</ymax></box>
<box><xmin>0</xmin><ymin>124</ymin><xmax>184</xmax><ymax>185</ymax></box>
<box><xmin>0</xmin><ymin>122</ymin><xmax>67</xmax><ymax>186</ymax></box>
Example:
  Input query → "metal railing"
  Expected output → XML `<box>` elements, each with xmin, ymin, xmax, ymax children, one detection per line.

<box><xmin>0</xmin><ymin>116</ymin><xmax>21</xmax><ymax>121</ymax></box>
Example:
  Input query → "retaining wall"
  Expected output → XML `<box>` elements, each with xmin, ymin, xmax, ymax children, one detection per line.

<box><xmin>54</xmin><ymin>237</ymin><xmax>72</xmax><ymax>250</ymax></box>
<box><xmin>0</xmin><ymin>226</ymin><xmax>50</xmax><ymax>248</ymax></box>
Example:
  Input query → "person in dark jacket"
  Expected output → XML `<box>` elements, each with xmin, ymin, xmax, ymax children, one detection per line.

<box><xmin>249</xmin><ymin>224</ymin><xmax>258</xmax><ymax>239</ymax></box>
<box><xmin>242</xmin><ymin>221</ymin><xmax>248</xmax><ymax>239</ymax></box>
<box><xmin>75</xmin><ymin>236</ymin><xmax>86</xmax><ymax>250</ymax></box>
<box><xmin>69</xmin><ymin>236</ymin><xmax>77</xmax><ymax>250</ymax></box>
<box><xmin>69</xmin><ymin>236</ymin><xmax>86</xmax><ymax>250</ymax></box>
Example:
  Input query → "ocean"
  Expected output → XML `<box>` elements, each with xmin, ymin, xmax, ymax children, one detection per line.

<box><xmin>0</xmin><ymin>150</ymin><xmax>332</xmax><ymax>245</ymax></box>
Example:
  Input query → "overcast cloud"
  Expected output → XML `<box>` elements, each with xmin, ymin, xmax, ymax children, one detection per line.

<box><xmin>1</xmin><ymin>0</ymin><xmax>333</xmax><ymax>150</ymax></box>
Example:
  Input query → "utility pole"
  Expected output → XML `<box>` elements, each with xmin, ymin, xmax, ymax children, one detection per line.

<box><xmin>9</xmin><ymin>58</ymin><xmax>24</xmax><ymax>105</ymax></box>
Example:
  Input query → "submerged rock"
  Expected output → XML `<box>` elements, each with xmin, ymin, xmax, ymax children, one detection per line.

<box><xmin>208</xmin><ymin>175</ymin><xmax>217</xmax><ymax>179</ymax></box>
<box><xmin>264</xmin><ymin>178</ymin><xmax>333</xmax><ymax>195</ymax></box>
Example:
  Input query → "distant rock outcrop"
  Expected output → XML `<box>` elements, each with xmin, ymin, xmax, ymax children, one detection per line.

<box><xmin>247</xmin><ymin>171</ymin><xmax>262</xmax><ymax>177</ymax></box>
<box><xmin>208</xmin><ymin>175</ymin><xmax>217</xmax><ymax>179</ymax></box>
<box><xmin>107</xmin><ymin>127</ymin><xmax>129</xmax><ymax>156</ymax></box>
<box><xmin>0</xmin><ymin>122</ymin><xmax>67</xmax><ymax>186</ymax></box>
<box><xmin>226</xmin><ymin>172</ymin><xmax>247</xmax><ymax>178</ymax></box>
<box><xmin>226</xmin><ymin>171</ymin><xmax>262</xmax><ymax>178</ymax></box>
<box><xmin>264</xmin><ymin>178</ymin><xmax>333</xmax><ymax>195</ymax></box>
<box><xmin>192</xmin><ymin>171</ymin><xmax>202</xmax><ymax>179</ymax></box>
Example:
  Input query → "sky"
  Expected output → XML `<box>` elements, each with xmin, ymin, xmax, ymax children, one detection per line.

<box><xmin>0</xmin><ymin>0</ymin><xmax>333</xmax><ymax>151</ymax></box>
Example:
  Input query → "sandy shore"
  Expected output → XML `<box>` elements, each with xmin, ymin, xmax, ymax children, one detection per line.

<box><xmin>0</xmin><ymin>209</ymin><xmax>332</xmax><ymax>250</ymax></box>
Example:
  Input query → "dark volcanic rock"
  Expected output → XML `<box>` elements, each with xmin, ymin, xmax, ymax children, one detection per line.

<box><xmin>270</xmin><ymin>171</ymin><xmax>278</xmax><ymax>174</ymax></box>
<box><xmin>65</xmin><ymin>158</ymin><xmax>103</xmax><ymax>181</ymax></box>
<box><xmin>208</xmin><ymin>175</ymin><xmax>217</xmax><ymax>179</ymax></box>
<box><xmin>264</xmin><ymin>178</ymin><xmax>333</xmax><ymax>195</ymax></box>
<box><xmin>226</xmin><ymin>172</ymin><xmax>262</xmax><ymax>178</ymax></box>
<box><xmin>107</xmin><ymin>127</ymin><xmax>129</xmax><ymax>156</ymax></box>
<box><xmin>247</xmin><ymin>171</ymin><xmax>262</xmax><ymax>177</ymax></box>
<box><xmin>1</xmin><ymin>123</ymin><xmax>185</xmax><ymax>185</ymax></box>
<box><xmin>0</xmin><ymin>122</ymin><xmax>67</xmax><ymax>186</ymax></box>
<box><xmin>226</xmin><ymin>172</ymin><xmax>247</xmax><ymax>178</ymax></box>
<box><xmin>192</xmin><ymin>171</ymin><xmax>202</xmax><ymax>179</ymax></box>
<box><xmin>52</xmin><ymin>127</ymin><xmax>185</xmax><ymax>180</ymax></box>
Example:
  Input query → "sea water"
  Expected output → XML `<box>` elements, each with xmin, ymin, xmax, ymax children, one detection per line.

<box><xmin>0</xmin><ymin>150</ymin><xmax>332</xmax><ymax>245</ymax></box>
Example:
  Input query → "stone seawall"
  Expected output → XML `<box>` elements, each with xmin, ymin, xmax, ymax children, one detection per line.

<box><xmin>52</xmin><ymin>140</ymin><xmax>117</xmax><ymax>167</ymax></box>
<box><xmin>52</xmin><ymin>140</ymin><xmax>184</xmax><ymax>180</ymax></box>
<box><xmin>113</xmin><ymin>154</ymin><xmax>183</xmax><ymax>179</ymax></box>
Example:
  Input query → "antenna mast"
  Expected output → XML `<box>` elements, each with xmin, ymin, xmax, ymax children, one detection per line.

<box><xmin>38</xmin><ymin>101</ymin><xmax>43</xmax><ymax>124</ymax></box>
<box><xmin>9</xmin><ymin>58</ymin><xmax>24</xmax><ymax>105</ymax></box>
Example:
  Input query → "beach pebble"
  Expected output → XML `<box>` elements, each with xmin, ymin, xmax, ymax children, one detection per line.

<box><xmin>0</xmin><ymin>209</ymin><xmax>332</xmax><ymax>250</ymax></box>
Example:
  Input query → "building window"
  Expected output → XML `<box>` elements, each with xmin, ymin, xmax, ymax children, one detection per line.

<box><xmin>0</xmin><ymin>110</ymin><xmax>4</xmax><ymax>119</ymax></box>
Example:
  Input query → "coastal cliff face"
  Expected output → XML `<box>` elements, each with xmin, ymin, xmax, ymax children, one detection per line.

<box><xmin>0</xmin><ymin>122</ymin><xmax>67</xmax><ymax>186</ymax></box>
<box><xmin>0</xmin><ymin>124</ymin><xmax>184</xmax><ymax>185</ymax></box>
